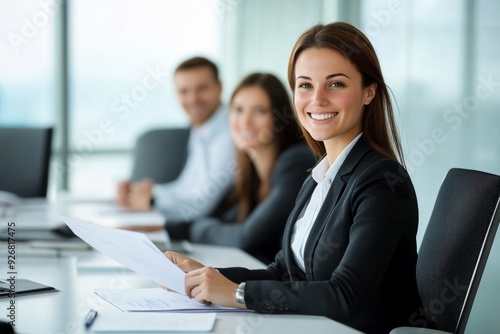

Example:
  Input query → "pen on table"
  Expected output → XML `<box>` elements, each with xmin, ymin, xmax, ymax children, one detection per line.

<box><xmin>84</xmin><ymin>309</ymin><xmax>98</xmax><ymax>329</ymax></box>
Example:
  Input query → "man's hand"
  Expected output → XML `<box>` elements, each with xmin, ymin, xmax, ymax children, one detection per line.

<box><xmin>116</xmin><ymin>179</ymin><xmax>153</xmax><ymax>211</ymax></box>
<box><xmin>116</xmin><ymin>181</ymin><xmax>131</xmax><ymax>207</ymax></box>
<box><xmin>120</xmin><ymin>225</ymin><xmax>165</xmax><ymax>232</ymax></box>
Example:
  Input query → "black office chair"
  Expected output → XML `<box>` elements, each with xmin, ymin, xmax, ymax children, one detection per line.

<box><xmin>0</xmin><ymin>320</ymin><xmax>14</xmax><ymax>334</ymax></box>
<box><xmin>391</xmin><ymin>168</ymin><xmax>500</xmax><ymax>334</ymax></box>
<box><xmin>0</xmin><ymin>127</ymin><xmax>53</xmax><ymax>197</ymax></box>
<box><xmin>130</xmin><ymin>128</ymin><xmax>190</xmax><ymax>183</ymax></box>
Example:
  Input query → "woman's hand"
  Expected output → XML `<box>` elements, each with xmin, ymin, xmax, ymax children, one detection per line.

<box><xmin>164</xmin><ymin>252</ymin><xmax>246</xmax><ymax>309</ymax></box>
<box><xmin>185</xmin><ymin>267</ymin><xmax>245</xmax><ymax>309</ymax></box>
<box><xmin>161</xmin><ymin>251</ymin><xmax>205</xmax><ymax>293</ymax></box>
<box><xmin>164</xmin><ymin>251</ymin><xmax>204</xmax><ymax>273</ymax></box>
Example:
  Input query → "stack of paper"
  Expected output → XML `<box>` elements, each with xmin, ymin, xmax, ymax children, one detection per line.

<box><xmin>94</xmin><ymin>288</ymin><xmax>246</xmax><ymax>312</ymax></box>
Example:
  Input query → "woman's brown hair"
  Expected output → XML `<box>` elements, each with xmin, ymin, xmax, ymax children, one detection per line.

<box><xmin>231</xmin><ymin>73</ymin><xmax>304</xmax><ymax>220</ymax></box>
<box><xmin>287</xmin><ymin>22</ymin><xmax>404</xmax><ymax>165</ymax></box>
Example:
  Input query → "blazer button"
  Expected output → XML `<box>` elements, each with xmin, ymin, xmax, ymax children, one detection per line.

<box><xmin>263</xmin><ymin>302</ymin><xmax>274</xmax><ymax>311</ymax></box>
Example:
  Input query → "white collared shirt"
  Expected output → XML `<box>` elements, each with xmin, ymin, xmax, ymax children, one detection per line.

<box><xmin>291</xmin><ymin>133</ymin><xmax>362</xmax><ymax>272</ymax></box>
<box><xmin>152</xmin><ymin>105</ymin><xmax>236</xmax><ymax>220</ymax></box>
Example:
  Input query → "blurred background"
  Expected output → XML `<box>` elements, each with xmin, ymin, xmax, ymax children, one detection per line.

<box><xmin>1</xmin><ymin>0</ymin><xmax>500</xmax><ymax>331</ymax></box>
<box><xmin>1</xmin><ymin>0</ymin><xmax>499</xmax><ymax>246</ymax></box>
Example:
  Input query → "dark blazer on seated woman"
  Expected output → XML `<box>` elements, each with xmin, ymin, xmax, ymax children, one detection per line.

<box><xmin>217</xmin><ymin>137</ymin><xmax>421</xmax><ymax>334</ymax></box>
<box><xmin>166</xmin><ymin>143</ymin><xmax>317</xmax><ymax>264</ymax></box>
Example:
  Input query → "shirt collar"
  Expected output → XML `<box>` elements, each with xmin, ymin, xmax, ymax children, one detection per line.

<box><xmin>193</xmin><ymin>104</ymin><xmax>228</xmax><ymax>139</ymax></box>
<box><xmin>312</xmin><ymin>132</ymin><xmax>363</xmax><ymax>184</ymax></box>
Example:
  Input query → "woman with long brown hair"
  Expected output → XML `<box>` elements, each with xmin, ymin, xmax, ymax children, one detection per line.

<box><xmin>164</xmin><ymin>22</ymin><xmax>421</xmax><ymax>334</ymax></box>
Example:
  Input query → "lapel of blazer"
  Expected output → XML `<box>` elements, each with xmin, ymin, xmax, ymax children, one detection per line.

<box><xmin>282</xmin><ymin>175</ymin><xmax>316</xmax><ymax>280</ymax></box>
<box><xmin>302</xmin><ymin>136</ymin><xmax>372</xmax><ymax>278</ymax></box>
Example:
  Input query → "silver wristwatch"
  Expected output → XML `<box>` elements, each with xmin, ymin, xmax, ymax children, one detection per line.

<box><xmin>235</xmin><ymin>282</ymin><xmax>246</xmax><ymax>304</ymax></box>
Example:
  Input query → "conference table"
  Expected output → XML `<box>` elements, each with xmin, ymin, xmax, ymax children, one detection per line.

<box><xmin>0</xmin><ymin>198</ymin><xmax>362</xmax><ymax>334</ymax></box>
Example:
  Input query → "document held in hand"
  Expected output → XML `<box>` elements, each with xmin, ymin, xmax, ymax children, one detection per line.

<box><xmin>62</xmin><ymin>216</ymin><xmax>186</xmax><ymax>294</ymax></box>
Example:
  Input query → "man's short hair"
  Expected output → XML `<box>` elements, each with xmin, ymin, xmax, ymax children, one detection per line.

<box><xmin>175</xmin><ymin>57</ymin><xmax>219</xmax><ymax>82</ymax></box>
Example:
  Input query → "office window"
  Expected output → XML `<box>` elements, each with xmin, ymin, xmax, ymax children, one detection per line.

<box><xmin>360</xmin><ymin>0</ymin><xmax>500</xmax><ymax>244</ymax></box>
<box><xmin>218</xmin><ymin>0</ymin><xmax>338</xmax><ymax>98</ymax></box>
<box><xmin>0</xmin><ymin>1</ymin><xmax>59</xmax><ymax>197</ymax></box>
<box><xmin>68</xmin><ymin>0</ymin><xmax>220</xmax><ymax>198</ymax></box>
<box><xmin>472</xmin><ymin>0</ymin><xmax>500</xmax><ymax>172</ymax></box>
<box><xmin>464</xmin><ymin>6</ymin><xmax>500</xmax><ymax>329</ymax></box>
<box><xmin>0</xmin><ymin>1</ymin><xmax>56</xmax><ymax>126</ymax></box>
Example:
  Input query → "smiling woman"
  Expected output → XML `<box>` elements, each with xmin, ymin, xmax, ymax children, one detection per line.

<box><xmin>230</xmin><ymin>85</ymin><xmax>276</xmax><ymax>152</ymax></box>
<box><xmin>162</xmin><ymin>22</ymin><xmax>423</xmax><ymax>334</ymax></box>
<box><xmin>287</xmin><ymin>23</ymin><xmax>404</xmax><ymax>167</ymax></box>
<box><xmin>293</xmin><ymin>47</ymin><xmax>376</xmax><ymax>163</ymax></box>
<box><xmin>228</xmin><ymin>73</ymin><xmax>312</xmax><ymax>222</ymax></box>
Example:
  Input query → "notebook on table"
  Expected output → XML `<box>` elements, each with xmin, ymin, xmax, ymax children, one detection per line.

<box><xmin>0</xmin><ymin>278</ymin><xmax>57</xmax><ymax>298</ymax></box>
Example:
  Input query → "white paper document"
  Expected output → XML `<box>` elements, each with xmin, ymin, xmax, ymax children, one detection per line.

<box><xmin>94</xmin><ymin>287</ymin><xmax>245</xmax><ymax>312</ymax></box>
<box><xmin>62</xmin><ymin>216</ymin><xmax>186</xmax><ymax>294</ymax></box>
<box><xmin>92</xmin><ymin>312</ymin><xmax>216</xmax><ymax>332</ymax></box>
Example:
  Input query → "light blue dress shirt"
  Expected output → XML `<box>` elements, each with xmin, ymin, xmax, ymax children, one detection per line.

<box><xmin>152</xmin><ymin>105</ymin><xmax>236</xmax><ymax>220</ymax></box>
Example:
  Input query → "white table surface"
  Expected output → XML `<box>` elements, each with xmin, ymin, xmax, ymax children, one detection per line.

<box><xmin>0</xmin><ymin>199</ymin><xmax>362</xmax><ymax>334</ymax></box>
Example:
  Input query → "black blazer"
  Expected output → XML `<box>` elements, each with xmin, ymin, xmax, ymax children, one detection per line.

<box><xmin>219</xmin><ymin>137</ymin><xmax>422</xmax><ymax>334</ymax></box>
<box><xmin>166</xmin><ymin>144</ymin><xmax>317</xmax><ymax>264</ymax></box>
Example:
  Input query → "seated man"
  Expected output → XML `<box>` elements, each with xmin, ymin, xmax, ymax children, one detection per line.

<box><xmin>117</xmin><ymin>57</ymin><xmax>235</xmax><ymax>220</ymax></box>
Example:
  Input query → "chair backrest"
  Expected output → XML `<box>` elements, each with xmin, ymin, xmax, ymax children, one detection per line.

<box><xmin>456</xmin><ymin>196</ymin><xmax>500</xmax><ymax>334</ymax></box>
<box><xmin>461</xmin><ymin>198</ymin><xmax>500</xmax><ymax>333</ymax></box>
<box><xmin>0</xmin><ymin>127</ymin><xmax>53</xmax><ymax>197</ymax></box>
<box><xmin>130</xmin><ymin>128</ymin><xmax>190</xmax><ymax>183</ymax></box>
<box><xmin>417</xmin><ymin>168</ymin><xmax>500</xmax><ymax>333</ymax></box>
